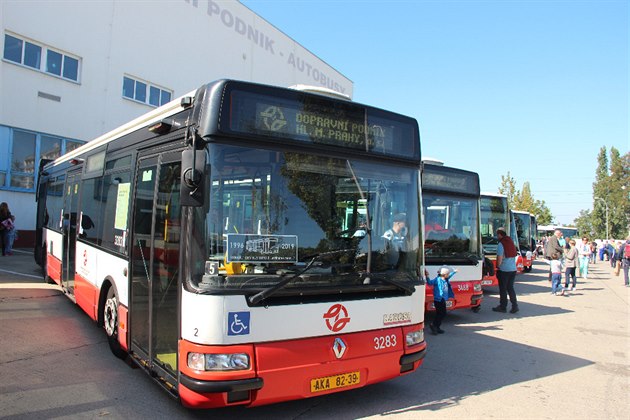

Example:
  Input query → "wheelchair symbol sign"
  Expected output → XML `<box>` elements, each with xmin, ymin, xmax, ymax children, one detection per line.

<box><xmin>227</xmin><ymin>312</ymin><xmax>251</xmax><ymax>336</ymax></box>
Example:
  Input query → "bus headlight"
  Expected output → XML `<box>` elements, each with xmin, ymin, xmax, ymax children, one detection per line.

<box><xmin>406</xmin><ymin>330</ymin><xmax>424</xmax><ymax>346</ymax></box>
<box><xmin>187</xmin><ymin>352</ymin><xmax>250</xmax><ymax>371</ymax></box>
<box><xmin>473</xmin><ymin>283</ymin><xmax>482</xmax><ymax>292</ymax></box>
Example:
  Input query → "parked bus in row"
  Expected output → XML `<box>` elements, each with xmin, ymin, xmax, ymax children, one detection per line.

<box><xmin>530</xmin><ymin>214</ymin><xmax>538</xmax><ymax>258</ymax></box>
<box><xmin>480</xmin><ymin>193</ymin><xmax>523</xmax><ymax>287</ymax></box>
<box><xmin>421</xmin><ymin>161</ymin><xmax>483</xmax><ymax>312</ymax></box>
<box><xmin>538</xmin><ymin>225</ymin><xmax>579</xmax><ymax>240</ymax></box>
<box><xmin>34</xmin><ymin>80</ymin><xmax>427</xmax><ymax>408</ymax></box>
<box><xmin>512</xmin><ymin>210</ymin><xmax>534</xmax><ymax>272</ymax></box>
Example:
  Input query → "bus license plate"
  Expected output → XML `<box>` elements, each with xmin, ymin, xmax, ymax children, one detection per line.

<box><xmin>310</xmin><ymin>371</ymin><xmax>360</xmax><ymax>393</ymax></box>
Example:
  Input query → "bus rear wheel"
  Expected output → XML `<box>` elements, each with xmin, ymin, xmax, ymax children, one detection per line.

<box><xmin>104</xmin><ymin>287</ymin><xmax>127</xmax><ymax>359</ymax></box>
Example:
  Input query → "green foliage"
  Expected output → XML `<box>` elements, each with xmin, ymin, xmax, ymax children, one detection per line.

<box><xmin>587</xmin><ymin>147</ymin><xmax>629</xmax><ymax>240</ymax></box>
<box><xmin>498</xmin><ymin>172</ymin><xmax>517</xmax><ymax>209</ymax></box>
<box><xmin>498</xmin><ymin>173</ymin><xmax>552</xmax><ymax>225</ymax></box>
<box><xmin>574</xmin><ymin>209</ymin><xmax>593</xmax><ymax>238</ymax></box>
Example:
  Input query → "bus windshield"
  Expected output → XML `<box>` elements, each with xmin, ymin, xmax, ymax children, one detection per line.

<box><xmin>513</xmin><ymin>212</ymin><xmax>531</xmax><ymax>252</ymax></box>
<box><xmin>423</xmin><ymin>193</ymin><xmax>480</xmax><ymax>263</ymax></box>
<box><xmin>186</xmin><ymin>143</ymin><xmax>421</xmax><ymax>299</ymax></box>
<box><xmin>480</xmin><ymin>196</ymin><xmax>508</xmax><ymax>255</ymax></box>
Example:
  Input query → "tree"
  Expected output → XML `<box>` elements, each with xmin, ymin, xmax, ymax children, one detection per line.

<box><xmin>513</xmin><ymin>182</ymin><xmax>535</xmax><ymax>211</ymax></box>
<box><xmin>498</xmin><ymin>172</ymin><xmax>518</xmax><ymax>209</ymax></box>
<box><xmin>498</xmin><ymin>172</ymin><xmax>553</xmax><ymax>225</ymax></box>
<box><xmin>591</xmin><ymin>147</ymin><xmax>609</xmax><ymax>239</ymax></box>
<box><xmin>608</xmin><ymin>148</ymin><xmax>630</xmax><ymax>239</ymax></box>
<box><xmin>532</xmin><ymin>200</ymin><xmax>553</xmax><ymax>225</ymax></box>
<box><xmin>589</xmin><ymin>147</ymin><xmax>629</xmax><ymax>239</ymax></box>
<box><xmin>574</xmin><ymin>209</ymin><xmax>593</xmax><ymax>238</ymax></box>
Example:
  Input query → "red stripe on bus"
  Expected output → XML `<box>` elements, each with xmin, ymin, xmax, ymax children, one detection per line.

<box><xmin>118</xmin><ymin>305</ymin><xmax>128</xmax><ymax>351</ymax></box>
<box><xmin>46</xmin><ymin>253</ymin><xmax>62</xmax><ymax>285</ymax></box>
<box><xmin>75</xmin><ymin>273</ymin><xmax>98</xmax><ymax>321</ymax></box>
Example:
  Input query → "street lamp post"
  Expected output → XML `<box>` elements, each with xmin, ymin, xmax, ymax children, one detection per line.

<box><xmin>595</xmin><ymin>197</ymin><xmax>609</xmax><ymax>240</ymax></box>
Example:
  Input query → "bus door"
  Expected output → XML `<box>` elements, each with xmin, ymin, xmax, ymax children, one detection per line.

<box><xmin>130</xmin><ymin>152</ymin><xmax>181</xmax><ymax>385</ymax></box>
<box><xmin>62</xmin><ymin>169</ymin><xmax>81</xmax><ymax>294</ymax></box>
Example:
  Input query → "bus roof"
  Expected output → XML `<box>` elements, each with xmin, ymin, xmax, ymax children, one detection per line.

<box><xmin>480</xmin><ymin>192</ymin><xmax>507</xmax><ymax>198</ymax></box>
<box><xmin>46</xmin><ymin>89</ymin><xmax>197</xmax><ymax>169</ymax></box>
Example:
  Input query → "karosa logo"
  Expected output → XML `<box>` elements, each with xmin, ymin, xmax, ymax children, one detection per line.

<box><xmin>323</xmin><ymin>304</ymin><xmax>350</xmax><ymax>332</ymax></box>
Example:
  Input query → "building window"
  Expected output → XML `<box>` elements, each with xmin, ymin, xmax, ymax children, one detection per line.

<box><xmin>122</xmin><ymin>75</ymin><xmax>172</xmax><ymax>107</ymax></box>
<box><xmin>0</xmin><ymin>125</ymin><xmax>85</xmax><ymax>191</ymax></box>
<box><xmin>3</xmin><ymin>32</ymin><xmax>81</xmax><ymax>83</ymax></box>
<box><xmin>24</xmin><ymin>42</ymin><xmax>42</xmax><ymax>69</ymax></box>
<box><xmin>46</xmin><ymin>49</ymin><xmax>62</xmax><ymax>76</ymax></box>
<box><xmin>3</xmin><ymin>34</ymin><xmax>21</xmax><ymax>63</ymax></box>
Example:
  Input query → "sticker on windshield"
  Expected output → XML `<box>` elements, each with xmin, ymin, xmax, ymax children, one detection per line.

<box><xmin>226</xmin><ymin>234</ymin><xmax>298</xmax><ymax>263</ymax></box>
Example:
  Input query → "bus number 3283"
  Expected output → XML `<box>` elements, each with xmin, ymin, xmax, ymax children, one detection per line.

<box><xmin>374</xmin><ymin>334</ymin><xmax>397</xmax><ymax>350</ymax></box>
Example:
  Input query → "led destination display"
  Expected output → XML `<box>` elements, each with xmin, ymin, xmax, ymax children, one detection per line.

<box><xmin>221</xmin><ymin>86</ymin><xmax>420</xmax><ymax>160</ymax></box>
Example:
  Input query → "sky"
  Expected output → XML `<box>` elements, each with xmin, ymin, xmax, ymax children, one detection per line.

<box><xmin>240</xmin><ymin>0</ymin><xmax>629</xmax><ymax>225</ymax></box>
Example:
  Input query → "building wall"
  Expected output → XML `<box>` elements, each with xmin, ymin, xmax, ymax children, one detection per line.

<box><xmin>0</xmin><ymin>0</ymin><xmax>353</xmax><ymax>246</ymax></box>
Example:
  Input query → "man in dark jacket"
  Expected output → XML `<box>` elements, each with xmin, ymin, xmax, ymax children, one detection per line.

<box><xmin>545</xmin><ymin>229</ymin><xmax>564</xmax><ymax>259</ymax></box>
<box><xmin>545</xmin><ymin>229</ymin><xmax>564</xmax><ymax>281</ymax></box>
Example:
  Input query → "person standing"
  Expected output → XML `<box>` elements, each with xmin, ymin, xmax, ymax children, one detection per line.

<box><xmin>545</xmin><ymin>229</ymin><xmax>564</xmax><ymax>280</ymax></box>
<box><xmin>578</xmin><ymin>237</ymin><xmax>592</xmax><ymax>279</ymax></box>
<box><xmin>426</xmin><ymin>267</ymin><xmax>456</xmax><ymax>334</ymax></box>
<box><xmin>564</xmin><ymin>239</ymin><xmax>578</xmax><ymax>291</ymax></box>
<box><xmin>607</xmin><ymin>242</ymin><xmax>617</xmax><ymax>268</ymax></box>
<box><xmin>616</xmin><ymin>238</ymin><xmax>630</xmax><ymax>287</ymax></box>
<box><xmin>598</xmin><ymin>241</ymin><xmax>606</xmax><ymax>262</ymax></box>
<box><xmin>589</xmin><ymin>241</ymin><xmax>597</xmax><ymax>264</ymax></box>
<box><xmin>549</xmin><ymin>253</ymin><xmax>565</xmax><ymax>296</ymax></box>
<box><xmin>492</xmin><ymin>227</ymin><xmax>519</xmax><ymax>314</ymax></box>
<box><xmin>0</xmin><ymin>202</ymin><xmax>16</xmax><ymax>256</ymax></box>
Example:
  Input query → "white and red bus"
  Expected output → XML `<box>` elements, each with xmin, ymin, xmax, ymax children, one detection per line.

<box><xmin>421</xmin><ymin>162</ymin><xmax>483</xmax><ymax>312</ymax></box>
<box><xmin>34</xmin><ymin>80</ymin><xmax>428</xmax><ymax>408</ymax></box>
<box><xmin>480</xmin><ymin>194</ymin><xmax>523</xmax><ymax>287</ymax></box>
<box><xmin>512</xmin><ymin>210</ymin><xmax>534</xmax><ymax>272</ymax></box>
<box><xmin>530</xmin><ymin>214</ymin><xmax>538</xmax><ymax>258</ymax></box>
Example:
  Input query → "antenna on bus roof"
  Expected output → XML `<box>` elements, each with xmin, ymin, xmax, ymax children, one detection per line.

<box><xmin>289</xmin><ymin>84</ymin><xmax>351</xmax><ymax>100</ymax></box>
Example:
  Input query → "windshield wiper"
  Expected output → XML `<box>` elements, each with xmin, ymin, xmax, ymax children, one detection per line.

<box><xmin>247</xmin><ymin>249</ymin><xmax>356</xmax><ymax>305</ymax></box>
<box><xmin>359</xmin><ymin>272</ymin><xmax>417</xmax><ymax>295</ymax></box>
<box><xmin>462</xmin><ymin>252</ymin><xmax>482</xmax><ymax>265</ymax></box>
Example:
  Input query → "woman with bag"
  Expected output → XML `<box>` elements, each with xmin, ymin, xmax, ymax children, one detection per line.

<box><xmin>0</xmin><ymin>202</ymin><xmax>16</xmax><ymax>256</ymax></box>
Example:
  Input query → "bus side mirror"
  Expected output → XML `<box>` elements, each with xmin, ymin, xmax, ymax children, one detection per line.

<box><xmin>181</xmin><ymin>148</ymin><xmax>206</xmax><ymax>207</ymax></box>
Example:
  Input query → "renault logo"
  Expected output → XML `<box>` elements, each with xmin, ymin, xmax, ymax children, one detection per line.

<box><xmin>332</xmin><ymin>337</ymin><xmax>347</xmax><ymax>359</ymax></box>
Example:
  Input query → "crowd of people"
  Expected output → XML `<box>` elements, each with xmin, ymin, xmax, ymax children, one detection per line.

<box><xmin>538</xmin><ymin>229</ymin><xmax>630</xmax><ymax>293</ymax></box>
<box><xmin>426</xmin><ymin>228</ymin><xmax>630</xmax><ymax>336</ymax></box>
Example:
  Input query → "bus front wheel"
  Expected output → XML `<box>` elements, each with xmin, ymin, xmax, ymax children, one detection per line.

<box><xmin>104</xmin><ymin>287</ymin><xmax>127</xmax><ymax>359</ymax></box>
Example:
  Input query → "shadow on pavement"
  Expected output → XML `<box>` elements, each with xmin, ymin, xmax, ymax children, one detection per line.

<box><xmin>0</xmin><ymin>250</ymin><xmax>597</xmax><ymax>419</ymax></box>
<box><xmin>193</xmin><ymin>325</ymin><xmax>593</xmax><ymax>419</ymax></box>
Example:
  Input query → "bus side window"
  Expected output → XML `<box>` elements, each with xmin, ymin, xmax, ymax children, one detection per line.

<box><xmin>46</xmin><ymin>175</ymin><xmax>65</xmax><ymax>231</ymax></box>
<box><xmin>100</xmin><ymin>171</ymin><xmax>132</xmax><ymax>254</ymax></box>
<box><xmin>79</xmin><ymin>177</ymin><xmax>104</xmax><ymax>245</ymax></box>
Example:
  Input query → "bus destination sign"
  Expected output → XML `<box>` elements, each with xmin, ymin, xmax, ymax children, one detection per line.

<box><xmin>222</xmin><ymin>88</ymin><xmax>419</xmax><ymax>160</ymax></box>
<box><xmin>422</xmin><ymin>167</ymin><xmax>480</xmax><ymax>196</ymax></box>
<box><xmin>255</xmin><ymin>102</ymin><xmax>387</xmax><ymax>150</ymax></box>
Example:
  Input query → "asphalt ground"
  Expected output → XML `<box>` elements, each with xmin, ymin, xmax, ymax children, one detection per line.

<box><xmin>0</xmin><ymin>249</ymin><xmax>628</xmax><ymax>419</ymax></box>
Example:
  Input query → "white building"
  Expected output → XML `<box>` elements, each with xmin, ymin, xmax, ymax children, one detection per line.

<box><xmin>0</xmin><ymin>0</ymin><xmax>353</xmax><ymax>246</ymax></box>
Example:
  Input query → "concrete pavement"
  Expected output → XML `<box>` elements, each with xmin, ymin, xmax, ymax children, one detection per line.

<box><xmin>0</xmin><ymin>250</ymin><xmax>628</xmax><ymax>419</ymax></box>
